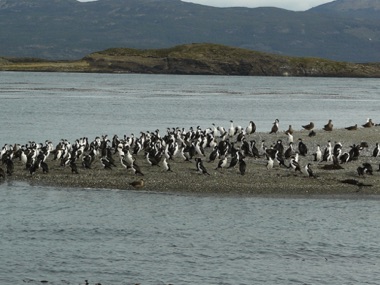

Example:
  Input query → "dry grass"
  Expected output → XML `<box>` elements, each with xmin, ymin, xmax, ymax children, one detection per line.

<box><xmin>0</xmin><ymin>60</ymin><xmax>91</xmax><ymax>72</ymax></box>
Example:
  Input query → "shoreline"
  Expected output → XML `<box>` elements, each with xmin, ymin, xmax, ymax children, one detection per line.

<box><xmin>2</xmin><ymin>126</ymin><xmax>380</xmax><ymax>197</ymax></box>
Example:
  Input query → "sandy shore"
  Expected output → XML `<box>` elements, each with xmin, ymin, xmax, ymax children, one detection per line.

<box><xmin>2</xmin><ymin>126</ymin><xmax>380</xmax><ymax>197</ymax></box>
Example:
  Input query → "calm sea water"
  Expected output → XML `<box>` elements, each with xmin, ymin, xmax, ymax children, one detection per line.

<box><xmin>1</xmin><ymin>72</ymin><xmax>380</xmax><ymax>145</ymax></box>
<box><xmin>1</xmin><ymin>72</ymin><xmax>380</xmax><ymax>284</ymax></box>
<box><xmin>1</xmin><ymin>181</ymin><xmax>380</xmax><ymax>285</ymax></box>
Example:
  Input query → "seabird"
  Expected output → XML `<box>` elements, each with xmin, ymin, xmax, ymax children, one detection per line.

<box><xmin>20</xmin><ymin>149</ymin><xmax>28</xmax><ymax>165</ymax></box>
<box><xmin>284</xmin><ymin>142</ymin><xmax>294</xmax><ymax>159</ymax></box>
<box><xmin>289</xmin><ymin>155</ymin><xmax>302</xmax><ymax>172</ymax></box>
<box><xmin>323</xmin><ymin>119</ymin><xmax>333</xmax><ymax>131</ymax></box>
<box><xmin>250</xmin><ymin>140</ymin><xmax>260</xmax><ymax>158</ymax></box>
<box><xmin>218</xmin><ymin>140</ymin><xmax>230</xmax><ymax>158</ymax></box>
<box><xmin>82</xmin><ymin>154</ymin><xmax>93</xmax><ymax>169</ymax></box>
<box><xmin>120</xmin><ymin>155</ymin><xmax>130</xmax><ymax>169</ymax></box>
<box><xmin>123</xmin><ymin>149</ymin><xmax>134</xmax><ymax>167</ymax></box>
<box><xmin>208</xmin><ymin>146</ymin><xmax>219</xmax><ymax>163</ymax></box>
<box><xmin>146</xmin><ymin>152</ymin><xmax>161</xmax><ymax>167</ymax></box>
<box><xmin>100</xmin><ymin>157</ymin><xmax>113</xmax><ymax>170</ymax></box>
<box><xmin>298</xmin><ymin>138</ymin><xmax>308</xmax><ymax>156</ymax></box>
<box><xmin>362</xmin><ymin>118</ymin><xmax>374</xmax><ymax>128</ymax></box>
<box><xmin>40</xmin><ymin>161</ymin><xmax>49</xmax><ymax>174</ymax></box>
<box><xmin>241</xmin><ymin>139</ymin><xmax>253</xmax><ymax>157</ymax></box>
<box><xmin>332</xmin><ymin>141</ymin><xmax>342</xmax><ymax>156</ymax></box>
<box><xmin>264</xmin><ymin>146</ymin><xmax>277</xmax><ymax>160</ymax></box>
<box><xmin>302</xmin><ymin>122</ymin><xmax>314</xmax><ymax>131</ymax></box>
<box><xmin>69</xmin><ymin>160</ymin><xmax>79</xmax><ymax>174</ymax></box>
<box><xmin>60</xmin><ymin>152</ymin><xmax>71</xmax><ymax>167</ymax></box>
<box><xmin>361</xmin><ymin>162</ymin><xmax>373</xmax><ymax>175</ymax></box>
<box><xmin>322</xmin><ymin>141</ymin><xmax>333</xmax><ymax>162</ymax></box>
<box><xmin>338</xmin><ymin>150</ymin><xmax>351</xmax><ymax>164</ymax></box>
<box><xmin>305</xmin><ymin>163</ymin><xmax>315</xmax><ymax>178</ymax></box>
<box><xmin>212</xmin><ymin>123</ymin><xmax>219</xmax><ymax>137</ymax></box>
<box><xmin>133</xmin><ymin>139</ymin><xmax>143</xmax><ymax>155</ymax></box>
<box><xmin>348</xmin><ymin>144</ymin><xmax>361</xmax><ymax>161</ymax></box>
<box><xmin>228</xmin><ymin>153</ymin><xmax>239</xmax><ymax>169</ymax></box>
<box><xmin>266</xmin><ymin>155</ymin><xmax>274</xmax><ymax>170</ymax></box>
<box><xmin>195</xmin><ymin>140</ymin><xmax>205</xmax><ymax>157</ymax></box>
<box><xmin>131</xmin><ymin>161</ymin><xmax>144</xmax><ymax>176</ymax></box>
<box><xmin>274</xmin><ymin>139</ymin><xmax>284</xmax><ymax>156</ymax></box>
<box><xmin>5</xmin><ymin>157</ymin><xmax>14</xmax><ymax>176</ymax></box>
<box><xmin>129</xmin><ymin>179</ymin><xmax>144</xmax><ymax>189</ymax></box>
<box><xmin>195</xmin><ymin>158</ymin><xmax>210</xmax><ymax>175</ymax></box>
<box><xmin>360</xmin><ymin>141</ymin><xmax>369</xmax><ymax>150</ymax></box>
<box><xmin>275</xmin><ymin>150</ymin><xmax>287</xmax><ymax>168</ymax></box>
<box><xmin>270</xmin><ymin>119</ymin><xmax>280</xmax><ymax>134</ymax></box>
<box><xmin>182</xmin><ymin>143</ymin><xmax>195</xmax><ymax>161</ymax></box>
<box><xmin>308</xmin><ymin>130</ymin><xmax>316</xmax><ymax>137</ymax></box>
<box><xmin>286</xmin><ymin>132</ymin><xmax>294</xmax><ymax>144</ymax></box>
<box><xmin>29</xmin><ymin>161</ymin><xmax>39</xmax><ymax>176</ymax></box>
<box><xmin>285</xmin><ymin>124</ymin><xmax>293</xmax><ymax>135</ymax></box>
<box><xmin>236</xmin><ymin>132</ymin><xmax>245</xmax><ymax>143</ymax></box>
<box><xmin>215</xmin><ymin>156</ymin><xmax>228</xmax><ymax>170</ymax></box>
<box><xmin>228</xmin><ymin>120</ymin><xmax>235</xmax><ymax>137</ymax></box>
<box><xmin>239</xmin><ymin>157</ymin><xmax>246</xmax><ymax>175</ymax></box>
<box><xmin>313</xmin><ymin>145</ymin><xmax>322</xmax><ymax>162</ymax></box>
<box><xmin>345</xmin><ymin>124</ymin><xmax>358</xmax><ymax>131</ymax></box>
<box><xmin>0</xmin><ymin>144</ymin><xmax>8</xmax><ymax>159</ymax></box>
<box><xmin>163</xmin><ymin>158</ymin><xmax>172</xmax><ymax>172</ymax></box>
<box><xmin>357</xmin><ymin>163</ymin><xmax>373</xmax><ymax>176</ymax></box>
<box><xmin>245</xmin><ymin>121</ymin><xmax>256</xmax><ymax>136</ymax></box>
<box><xmin>373</xmin><ymin>143</ymin><xmax>379</xmax><ymax>157</ymax></box>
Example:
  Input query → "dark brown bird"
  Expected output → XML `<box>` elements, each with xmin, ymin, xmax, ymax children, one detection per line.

<box><xmin>362</xmin><ymin>118</ymin><xmax>374</xmax><ymax>128</ymax></box>
<box><xmin>270</xmin><ymin>119</ymin><xmax>279</xmax><ymax>134</ymax></box>
<box><xmin>323</xmin><ymin>120</ymin><xmax>333</xmax><ymax>131</ymax></box>
<box><xmin>345</xmin><ymin>124</ymin><xmax>357</xmax><ymax>131</ymax></box>
<box><xmin>302</xmin><ymin>122</ymin><xmax>314</xmax><ymax>131</ymax></box>
<box><xmin>285</xmin><ymin>124</ymin><xmax>293</xmax><ymax>135</ymax></box>
<box><xmin>129</xmin><ymin>179</ymin><xmax>144</xmax><ymax>189</ymax></box>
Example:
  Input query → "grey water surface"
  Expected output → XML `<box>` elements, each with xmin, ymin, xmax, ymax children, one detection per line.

<box><xmin>0</xmin><ymin>72</ymin><xmax>380</xmax><ymax>284</ymax></box>
<box><xmin>1</xmin><ymin>181</ymin><xmax>380</xmax><ymax>285</ymax></box>
<box><xmin>1</xmin><ymin>72</ymin><xmax>379</xmax><ymax>145</ymax></box>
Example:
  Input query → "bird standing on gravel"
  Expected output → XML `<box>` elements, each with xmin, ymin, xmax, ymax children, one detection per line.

<box><xmin>323</xmin><ymin>120</ymin><xmax>333</xmax><ymax>131</ymax></box>
<box><xmin>302</xmin><ymin>122</ymin><xmax>314</xmax><ymax>131</ymax></box>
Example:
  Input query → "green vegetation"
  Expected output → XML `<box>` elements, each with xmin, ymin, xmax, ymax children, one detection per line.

<box><xmin>1</xmin><ymin>43</ymin><xmax>380</xmax><ymax>77</ymax></box>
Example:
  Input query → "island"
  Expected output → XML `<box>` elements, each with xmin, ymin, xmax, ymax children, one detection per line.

<box><xmin>1</xmin><ymin>43</ymin><xmax>380</xmax><ymax>77</ymax></box>
<box><xmin>1</xmin><ymin>122</ymin><xmax>380</xmax><ymax>197</ymax></box>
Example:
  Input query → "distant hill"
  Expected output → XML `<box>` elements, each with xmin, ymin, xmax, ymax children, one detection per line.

<box><xmin>0</xmin><ymin>0</ymin><xmax>379</xmax><ymax>62</ymax></box>
<box><xmin>1</xmin><ymin>43</ymin><xmax>380</xmax><ymax>77</ymax></box>
<box><xmin>310</xmin><ymin>0</ymin><xmax>380</xmax><ymax>19</ymax></box>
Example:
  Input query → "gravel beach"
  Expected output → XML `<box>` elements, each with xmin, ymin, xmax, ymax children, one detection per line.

<box><xmin>2</xmin><ymin>124</ymin><xmax>380</xmax><ymax>197</ymax></box>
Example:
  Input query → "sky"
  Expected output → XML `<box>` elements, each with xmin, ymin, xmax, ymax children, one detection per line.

<box><xmin>78</xmin><ymin>0</ymin><xmax>335</xmax><ymax>11</ymax></box>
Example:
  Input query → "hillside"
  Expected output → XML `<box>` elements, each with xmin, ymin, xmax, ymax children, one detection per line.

<box><xmin>1</xmin><ymin>43</ymin><xmax>380</xmax><ymax>77</ymax></box>
<box><xmin>0</xmin><ymin>0</ymin><xmax>379</xmax><ymax>62</ymax></box>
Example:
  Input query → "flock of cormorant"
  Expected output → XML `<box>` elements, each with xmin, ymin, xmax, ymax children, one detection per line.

<box><xmin>1</xmin><ymin>118</ymin><xmax>379</xmax><ymax>189</ymax></box>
